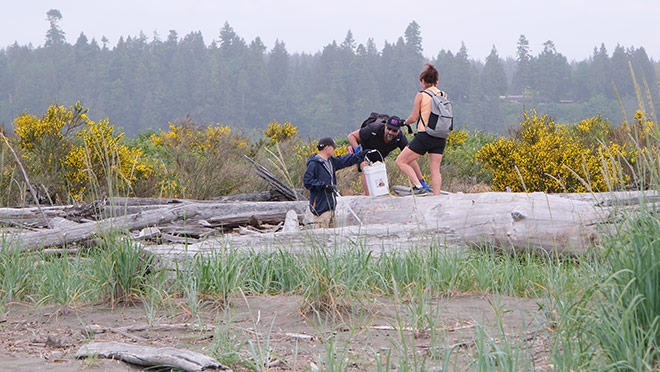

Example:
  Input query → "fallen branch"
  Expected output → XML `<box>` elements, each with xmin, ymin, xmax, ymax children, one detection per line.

<box><xmin>0</xmin><ymin>133</ymin><xmax>51</xmax><ymax>228</ymax></box>
<box><xmin>75</xmin><ymin>341</ymin><xmax>231</xmax><ymax>372</ymax></box>
<box><xmin>85</xmin><ymin>323</ymin><xmax>216</xmax><ymax>334</ymax></box>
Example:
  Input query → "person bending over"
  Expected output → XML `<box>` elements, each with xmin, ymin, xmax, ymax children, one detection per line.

<box><xmin>347</xmin><ymin>116</ymin><xmax>430</xmax><ymax>195</ymax></box>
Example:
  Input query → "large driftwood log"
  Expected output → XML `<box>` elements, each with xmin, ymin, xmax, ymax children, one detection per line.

<box><xmin>76</xmin><ymin>341</ymin><xmax>231</xmax><ymax>371</ymax></box>
<box><xmin>334</xmin><ymin>192</ymin><xmax>606</xmax><ymax>255</ymax></box>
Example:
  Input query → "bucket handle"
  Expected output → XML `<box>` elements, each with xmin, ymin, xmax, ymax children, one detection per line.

<box><xmin>365</xmin><ymin>149</ymin><xmax>384</xmax><ymax>165</ymax></box>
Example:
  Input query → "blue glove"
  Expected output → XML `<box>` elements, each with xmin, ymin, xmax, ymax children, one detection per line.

<box><xmin>354</xmin><ymin>145</ymin><xmax>362</xmax><ymax>153</ymax></box>
<box><xmin>420</xmin><ymin>179</ymin><xmax>432</xmax><ymax>191</ymax></box>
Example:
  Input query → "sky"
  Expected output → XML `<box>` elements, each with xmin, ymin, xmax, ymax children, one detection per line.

<box><xmin>1</xmin><ymin>0</ymin><xmax>659</xmax><ymax>62</ymax></box>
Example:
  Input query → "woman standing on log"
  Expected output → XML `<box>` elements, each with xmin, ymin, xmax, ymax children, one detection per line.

<box><xmin>396</xmin><ymin>63</ymin><xmax>448</xmax><ymax>196</ymax></box>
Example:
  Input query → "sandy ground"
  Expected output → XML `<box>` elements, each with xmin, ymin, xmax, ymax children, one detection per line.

<box><xmin>0</xmin><ymin>294</ymin><xmax>551</xmax><ymax>371</ymax></box>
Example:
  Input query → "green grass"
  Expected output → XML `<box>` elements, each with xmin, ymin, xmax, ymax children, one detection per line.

<box><xmin>0</xmin><ymin>200</ymin><xmax>657</xmax><ymax>371</ymax></box>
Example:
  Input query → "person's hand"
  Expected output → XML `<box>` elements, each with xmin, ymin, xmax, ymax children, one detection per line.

<box><xmin>354</xmin><ymin>145</ymin><xmax>362</xmax><ymax>153</ymax></box>
<box><xmin>324</xmin><ymin>184</ymin><xmax>337</xmax><ymax>194</ymax></box>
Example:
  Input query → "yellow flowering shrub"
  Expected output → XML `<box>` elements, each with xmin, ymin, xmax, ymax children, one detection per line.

<box><xmin>476</xmin><ymin>111</ymin><xmax>627</xmax><ymax>193</ymax></box>
<box><xmin>606</xmin><ymin>110</ymin><xmax>660</xmax><ymax>188</ymax></box>
<box><xmin>263</xmin><ymin>121</ymin><xmax>298</xmax><ymax>142</ymax></box>
<box><xmin>447</xmin><ymin>129</ymin><xmax>468</xmax><ymax>147</ymax></box>
<box><xmin>6</xmin><ymin>102</ymin><xmax>158</xmax><ymax>202</ymax></box>
<box><xmin>10</xmin><ymin>102</ymin><xmax>90</xmax><ymax>202</ymax></box>
<box><xmin>150</xmin><ymin>119</ymin><xmax>251</xmax><ymax>199</ymax></box>
<box><xmin>14</xmin><ymin>102</ymin><xmax>88</xmax><ymax>151</ymax></box>
<box><xmin>64</xmin><ymin>118</ymin><xmax>154</xmax><ymax>199</ymax></box>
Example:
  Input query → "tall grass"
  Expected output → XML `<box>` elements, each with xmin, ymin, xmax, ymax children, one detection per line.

<box><xmin>589</xmin><ymin>204</ymin><xmax>660</xmax><ymax>370</ymax></box>
<box><xmin>0</xmin><ymin>234</ymin><xmax>591</xmax><ymax>309</ymax></box>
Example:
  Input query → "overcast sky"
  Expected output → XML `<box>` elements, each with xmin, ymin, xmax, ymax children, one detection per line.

<box><xmin>1</xmin><ymin>0</ymin><xmax>659</xmax><ymax>62</ymax></box>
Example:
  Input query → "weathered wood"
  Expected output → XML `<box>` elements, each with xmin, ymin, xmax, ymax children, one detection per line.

<box><xmin>282</xmin><ymin>209</ymin><xmax>300</xmax><ymax>233</ymax></box>
<box><xmin>75</xmin><ymin>341</ymin><xmax>231</xmax><ymax>371</ymax></box>
<box><xmin>213</xmin><ymin>190</ymin><xmax>306</xmax><ymax>202</ymax></box>
<box><xmin>334</xmin><ymin>192</ymin><xmax>604</xmax><ymax>256</ymax></box>
<box><xmin>243</xmin><ymin>155</ymin><xmax>302</xmax><ymax>201</ymax></box>
<box><xmin>206</xmin><ymin>211</ymin><xmax>290</xmax><ymax>227</ymax></box>
<box><xmin>5</xmin><ymin>191</ymin><xmax>651</xmax><ymax>256</ymax></box>
<box><xmin>106</xmin><ymin>197</ymin><xmax>185</xmax><ymax>206</ymax></box>
<box><xmin>85</xmin><ymin>323</ymin><xmax>215</xmax><ymax>334</ymax></box>
<box><xmin>9</xmin><ymin>204</ymin><xmax>201</xmax><ymax>251</ymax></box>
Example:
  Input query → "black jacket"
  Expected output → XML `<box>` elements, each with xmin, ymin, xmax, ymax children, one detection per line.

<box><xmin>303</xmin><ymin>152</ymin><xmax>364</xmax><ymax>215</ymax></box>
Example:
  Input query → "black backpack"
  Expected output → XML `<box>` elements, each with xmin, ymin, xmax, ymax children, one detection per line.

<box><xmin>360</xmin><ymin>112</ymin><xmax>413</xmax><ymax>134</ymax></box>
<box><xmin>360</xmin><ymin>112</ymin><xmax>390</xmax><ymax>128</ymax></box>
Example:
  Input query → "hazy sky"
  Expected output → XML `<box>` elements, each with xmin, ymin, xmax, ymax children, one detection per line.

<box><xmin>1</xmin><ymin>0</ymin><xmax>659</xmax><ymax>62</ymax></box>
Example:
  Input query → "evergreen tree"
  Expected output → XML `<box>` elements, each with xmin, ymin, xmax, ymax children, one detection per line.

<box><xmin>404</xmin><ymin>21</ymin><xmax>423</xmax><ymax>55</ymax></box>
<box><xmin>610</xmin><ymin>44</ymin><xmax>633</xmax><ymax>97</ymax></box>
<box><xmin>45</xmin><ymin>9</ymin><xmax>66</xmax><ymax>47</ymax></box>
<box><xmin>481</xmin><ymin>46</ymin><xmax>507</xmax><ymax>97</ymax></box>
<box><xmin>590</xmin><ymin>44</ymin><xmax>611</xmax><ymax>98</ymax></box>
<box><xmin>533</xmin><ymin>40</ymin><xmax>571</xmax><ymax>101</ymax></box>
<box><xmin>512</xmin><ymin>34</ymin><xmax>532</xmax><ymax>94</ymax></box>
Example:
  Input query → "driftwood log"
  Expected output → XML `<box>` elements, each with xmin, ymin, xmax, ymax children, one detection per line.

<box><xmin>333</xmin><ymin>192</ymin><xmax>607</xmax><ymax>255</ymax></box>
<box><xmin>75</xmin><ymin>341</ymin><xmax>231</xmax><ymax>371</ymax></box>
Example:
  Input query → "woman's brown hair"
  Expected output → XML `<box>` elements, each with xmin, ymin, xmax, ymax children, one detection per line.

<box><xmin>419</xmin><ymin>63</ymin><xmax>438</xmax><ymax>85</ymax></box>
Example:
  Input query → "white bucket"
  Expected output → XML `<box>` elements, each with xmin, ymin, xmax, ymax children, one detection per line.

<box><xmin>363</xmin><ymin>161</ymin><xmax>389</xmax><ymax>196</ymax></box>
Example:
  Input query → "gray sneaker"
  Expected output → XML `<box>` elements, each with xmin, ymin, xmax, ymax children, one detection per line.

<box><xmin>412</xmin><ymin>186</ymin><xmax>429</xmax><ymax>195</ymax></box>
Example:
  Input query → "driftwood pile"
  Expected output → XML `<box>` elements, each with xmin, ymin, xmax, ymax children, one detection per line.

<box><xmin>1</xmin><ymin>190</ymin><xmax>653</xmax><ymax>256</ymax></box>
<box><xmin>1</xmin><ymin>196</ymin><xmax>309</xmax><ymax>252</ymax></box>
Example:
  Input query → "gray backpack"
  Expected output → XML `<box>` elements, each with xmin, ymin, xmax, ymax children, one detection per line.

<box><xmin>420</xmin><ymin>89</ymin><xmax>453</xmax><ymax>138</ymax></box>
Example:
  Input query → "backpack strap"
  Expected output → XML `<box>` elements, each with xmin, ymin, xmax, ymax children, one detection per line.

<box><xmin>422</xmin><ymin>88</ymin><xmax>448</xmax><ymax>98</ymax></box>
<box><xmin>418</xmin><ymin>90</ymin><xmax>436</xmax><ymax>130</ymax></box>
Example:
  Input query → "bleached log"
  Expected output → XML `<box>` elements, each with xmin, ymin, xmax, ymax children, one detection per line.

<box><xmin>85</xmin><ymin>323</ymin><xmax>215</xmax><ymax>334</ymax></box>
<box><xmin>75</xmin><ymin>341</ymin><xmax>231</xmax><ymax>372</ymax></box>
<box><xmin>8</xmin><ymin>204</ymin><xmax>201</xmax><ymax>251</ymax></box>
<box><xmin>334</xmin><ymin>192</ymin><xmax>609</xmax><ymax>256</ymax></box>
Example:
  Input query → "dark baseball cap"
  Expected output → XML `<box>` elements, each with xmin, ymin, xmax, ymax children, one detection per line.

<box><xmin>317</xmin><ymin>137</ymin><xmax>337</xmax><ymax>149</ymax></box>
<box><xmin>386</xmin><ymin>116</ymin><xmax>403</xmax><ymax>131</ymax></box>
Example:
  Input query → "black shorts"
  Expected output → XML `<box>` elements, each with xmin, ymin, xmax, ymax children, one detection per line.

<box><xmin>408</xmin><ymin>132</ymin><xmax>446</xmax><ymax>155</ymax></box>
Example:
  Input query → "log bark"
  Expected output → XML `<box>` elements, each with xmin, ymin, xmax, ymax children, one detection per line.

<box><xmin>75</xmin><ymin>341</ymin><xmax>231</xmax><ymax>371</ymax></box>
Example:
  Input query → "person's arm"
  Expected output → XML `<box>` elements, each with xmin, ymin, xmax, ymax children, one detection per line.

<box><xmin>332</xmin><ymin>151</ymin><xmax>365</xmax><ymax>170</ymax></box>
<box><xmin>404</xmin><ymin>92</ymin><xmax>424</xmax><ymax>125</ymax></box>
<box><xmin>303</xmin><ymin>162</ymin><xmax>326</xmax><ymax>191</ymax></box>
<box><xmin>347</xmin><ymin>129</ymin><xmax>361</xmax><ymax>149</ymax></box>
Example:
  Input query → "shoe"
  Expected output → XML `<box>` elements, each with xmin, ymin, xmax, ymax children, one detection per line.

<box><xmin>412</xmin><ymin>186</ymin><xmax>429</xmax><ymax>195</ymax></box>
<box><xmin>419</xmin><ymin>179</ymin><xmax>433</xmax><ymax>192</ymax></box>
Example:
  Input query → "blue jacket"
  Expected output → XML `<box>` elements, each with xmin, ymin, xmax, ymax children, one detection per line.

<box><xmin>304</xmin><ymin>152</ymin><xmax>364</xmax><ymax>215</ymax></box>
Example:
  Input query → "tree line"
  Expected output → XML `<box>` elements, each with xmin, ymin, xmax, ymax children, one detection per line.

<box><xmin>0</xmin><ymin>10</ymin><xmax>658</xmax><ymax>137</ymax></box>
